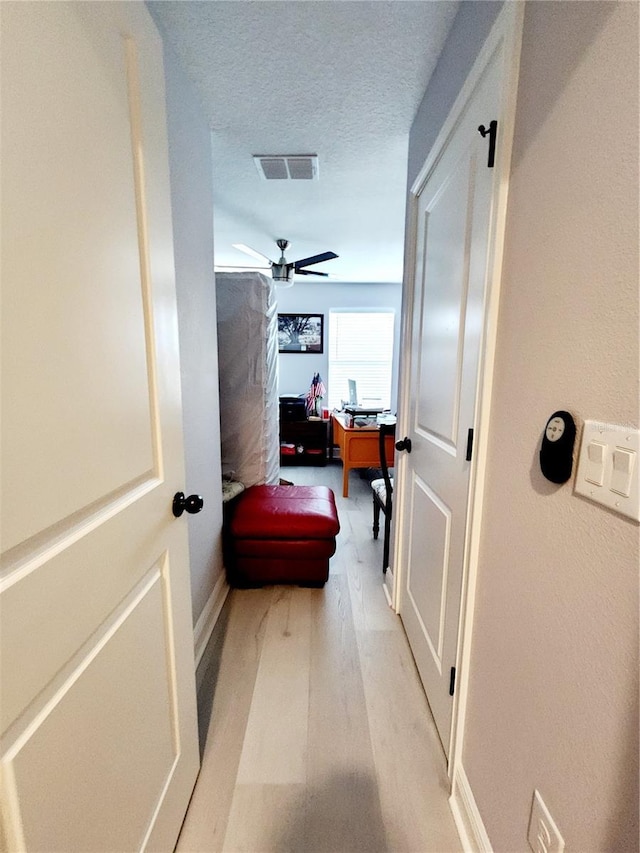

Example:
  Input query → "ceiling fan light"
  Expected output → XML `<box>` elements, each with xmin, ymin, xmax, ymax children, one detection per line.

<box><xmin>272</xmin><ymin>263</ymin><xmax>294</xmax><ymax>286</ymax></box>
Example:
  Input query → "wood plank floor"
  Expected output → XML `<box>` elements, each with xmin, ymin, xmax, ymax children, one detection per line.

<box><xmin>177</xmin><ymin>462</ymin><xmax>462</xmax><ymax>853</ymax></box>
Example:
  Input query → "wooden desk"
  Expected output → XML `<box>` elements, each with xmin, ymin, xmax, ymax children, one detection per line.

<box><xmin>331</xmin><ymin>413</ymin><xmax>396</xmax><ymax>497</ymax></box>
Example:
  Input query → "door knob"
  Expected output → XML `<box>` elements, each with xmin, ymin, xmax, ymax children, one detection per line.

<box><xmin>172</xmin><ymin>492</ymin><xmax>204</xmax><ymax>518</ymax></box>
<box><xmin>395</xmin><ymin>436</ymin><xmax>412</xmax><ymax>453</ymax></box>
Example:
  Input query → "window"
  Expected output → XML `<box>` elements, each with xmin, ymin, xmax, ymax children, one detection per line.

<box><xmin>328</xmin><ymin>310</ymin><xmax>395</xmax><ymax>410</ymax></box>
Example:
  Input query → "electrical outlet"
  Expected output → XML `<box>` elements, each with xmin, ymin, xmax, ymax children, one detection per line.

<box><xmin>527</xmin><ymin>790</ymin><xmax>565</xmax><ymax>853</ymax></box>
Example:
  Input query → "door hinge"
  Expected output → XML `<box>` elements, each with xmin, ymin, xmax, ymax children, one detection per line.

<box><xmin>477</xmin><ymin>120</ymin><xmax>498</xmax><ymax>167</ymax></box>
<box><xmin>465</xmin><ymin>428</ymin><xmax>474</xmax><ymax>462</ymax></box>
<box><xmin>449</xmin><ymin>666</ymin><xmax>456</xmax><ymax>696</ymax></box>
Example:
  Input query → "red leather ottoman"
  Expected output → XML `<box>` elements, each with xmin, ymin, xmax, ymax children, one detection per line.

<box><xmin>228</xmin><ymin>485</ymin><xmax>340</xmax><ymax>587</ymax></box>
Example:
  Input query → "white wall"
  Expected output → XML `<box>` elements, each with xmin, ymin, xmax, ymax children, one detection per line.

<box><xmin>158</xmin><ymin>33</ymin><xmax>224</xmax><ymax>627</ymax></box>
<box><xmin>275</xmin><ymin>281</ymin><xmax>402</xmax><ymax>410</ymax></box>
<box><xmin>409</xmin><ymin>2</ymin><xmax>638</xmax><ymax>849</ymax></box>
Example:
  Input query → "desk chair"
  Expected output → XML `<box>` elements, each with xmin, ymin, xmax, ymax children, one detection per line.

<box><xmin>371</xmin><ymin>423</ymin><xmax>395</xmax><ymax>574</ymax></box>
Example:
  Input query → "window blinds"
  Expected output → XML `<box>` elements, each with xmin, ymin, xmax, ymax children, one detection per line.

<box><xmin>328</xmin><ymin>310</ymin><xmax>394</xmax><ymax>410</ymax></box>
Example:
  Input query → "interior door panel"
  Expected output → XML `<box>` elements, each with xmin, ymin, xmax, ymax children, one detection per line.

<box><xmin>400</xmin><ymin>49</ymin><xmax>502</xmax><ymax>755</ymax></box>
<box><xmin>1</xmin><ymin>5</ymin><xmax>199</xmax><ymax>849</ymax></box>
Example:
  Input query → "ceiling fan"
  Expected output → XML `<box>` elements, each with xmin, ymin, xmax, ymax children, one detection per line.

<box><xmin>223</xmin><ymin>239</ymin><xmax>338</xmax><ymax>288</ymax></box>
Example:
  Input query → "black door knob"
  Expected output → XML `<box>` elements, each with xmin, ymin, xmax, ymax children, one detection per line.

<box><xmin>172</xmin><ymin>492</ymin><xmax>204</xmax><ymax>518</ymax></box>
<box><xmin>395</xmin><ymin>436</ymin><xmax>412</xmax><ymax>453</ymax></box>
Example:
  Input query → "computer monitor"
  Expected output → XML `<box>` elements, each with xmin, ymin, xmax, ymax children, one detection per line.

<box><xmin>347</xmin><ymin>379</ymin><xmax>358</xmax><ymax>406</ymax></box>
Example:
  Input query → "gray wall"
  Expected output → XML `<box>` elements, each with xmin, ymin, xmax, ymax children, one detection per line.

<box><xmin>408</xmin><ymin>1</ymin><xmax>638</xmax><ymax>849</ymax></box>
<box><xmin>159</xmin><ymin>35</ymin><xmax>224</xmax><ymax>627</ymax></box>
<box><xmin>276</xmin><ymin>281</ymin><xmax>402</xmax><ymax>410</ymax></box>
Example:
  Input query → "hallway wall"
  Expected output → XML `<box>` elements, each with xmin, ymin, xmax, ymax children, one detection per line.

<box><xmin>408</xmin><ymin>2</ymin><xmax>638</xmax><ymax>849</ymax></box>
<box><xmin>465</xmin><ymin>4</ymin><xmax>638</xmax><ymax>849</ymax></box>
<box><xmin>158</xmin><ymin>33</ymin><xmax>224</xmax><ymax>627</ymax></box>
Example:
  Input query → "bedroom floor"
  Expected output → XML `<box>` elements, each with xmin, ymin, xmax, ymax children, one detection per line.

<box><xmin>176</xmin><ymin>462</ymin><xmax>462</xmax><ymax>853</ymax></box>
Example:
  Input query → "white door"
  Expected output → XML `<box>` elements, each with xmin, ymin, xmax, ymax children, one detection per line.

<box><xmin>1</xmin><ymin>4</ymin><xmax>199</xmax><ymax>850</ymax></box>
<box><xmin>398</xmin><ymin>46</ymin><xmax>505</xmax><ymax>756</ymax></box>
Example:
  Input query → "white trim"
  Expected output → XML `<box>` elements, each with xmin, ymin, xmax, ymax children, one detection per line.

<box><xmin>193</xmin><ymin>572</ymin><xmax>230</xmax><ymax>668</ymax></box>
<box><xmin>390</xmin><ymin>198</ymin><xmax>417</xmax><ymax>614</ymax></box>
<box><xmin>381</xmin><ymin>574</ymin><xmax>393</xmax><ymax>608</ymax></box>
<box><xmin>391</xmin><ymin>0</ymin><xmax>524</xmax><ymax>772</ymax></box>
<box><xmin>450</xmin><ymin>764</ymin><xmax>493</xmax><ymax>853</ymax></box>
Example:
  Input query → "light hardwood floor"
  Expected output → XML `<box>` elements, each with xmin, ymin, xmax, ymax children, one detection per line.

<box><xmin>178</xmin><ymin>462</ymin><xmax>462</xmax><ymax>853</ymax></box>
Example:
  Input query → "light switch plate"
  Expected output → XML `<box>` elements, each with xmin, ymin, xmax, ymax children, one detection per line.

<box><xmin>575</xmin><ymin>421</ymin><xmax>640</xmax><ymax>522</ymax></box>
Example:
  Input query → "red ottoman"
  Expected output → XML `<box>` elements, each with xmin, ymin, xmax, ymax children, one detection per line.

<box><xmin>229</xmin><ymin>485</ymin><xmax>340</xmax><ymax>587</ymax></box>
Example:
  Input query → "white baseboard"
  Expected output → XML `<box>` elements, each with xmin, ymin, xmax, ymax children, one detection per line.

<box><xmin>382</xmin><ymin>566</ymin><xmax>394</xmax><ymax>608</ymax></box>
<box><xmin>450</xmin><ymin>764</ymin><xmax>493</xmax><ymax>853</ymax></box>
<box><xmin>193</xmin><ymin>571</ymin><xmax>230</xmax><ymax>668</ymax></box>
<box><xmin>382</xmin><ymin>574</ymin><xmax>393</xmax><ymax>607</ymax></box>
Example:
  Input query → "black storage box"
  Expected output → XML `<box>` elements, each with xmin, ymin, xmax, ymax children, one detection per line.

<box><xmin>280</xmin><ymin>396</ymin><xmax>307</xmax><ymax>422</ymax></box>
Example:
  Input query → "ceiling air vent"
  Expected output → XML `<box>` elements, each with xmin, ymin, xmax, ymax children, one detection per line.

<box><xmin>253</xmin><ymin>154</ymin><xmax>319</xmax><ymax>181</ymax></box>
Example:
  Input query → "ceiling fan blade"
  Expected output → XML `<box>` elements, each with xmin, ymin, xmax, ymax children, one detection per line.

<box><xmin>293</xmin><ymin>251</ymin><xmax>338</xmax><ymax>269</ymax></box>
<box><xmin>232</xmin><ymin>243</ymin><xmax>274</xmax><ymax>265</ymax></box>
<box><xmin>296</xmin><ymin>269</ymin><xmax>329</xmax><ymax>277</ymax></box>
<box><xmin>215</xmin><ymin>263</ymin><xmax>270</xmax><ymax>271</ymax></box>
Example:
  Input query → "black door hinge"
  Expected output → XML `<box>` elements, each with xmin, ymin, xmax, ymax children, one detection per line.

<box><xmin>465</xmin><ymin>428</ymin><xmax>474</xmax><ymax>462</ymax></box>
<box><xmin>449</xmin><ymin>666</ymin><xmax>456</xmax><ymax>696</ymax></box>
<box><xmin>477</xmin><ymin>120</ymin><xmax>498</xmax><ymax>167</ymax></box>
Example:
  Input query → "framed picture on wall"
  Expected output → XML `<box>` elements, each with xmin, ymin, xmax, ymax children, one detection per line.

<box><xmin>278</xmin><ymin>313</ymin><xmax>324</xmax><ymax>353</ymax></box>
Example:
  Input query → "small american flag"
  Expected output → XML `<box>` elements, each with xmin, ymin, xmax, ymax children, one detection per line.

<box><xmin>306</xmin><ymin>372</ymin><xmax>326</xmax><ymax>416</ymax></box>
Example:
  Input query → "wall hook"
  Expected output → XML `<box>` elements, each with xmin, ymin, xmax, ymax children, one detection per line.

<box><xmin>477</xmin><ymin>120</ymin><xmax>498</xmax><ymax>167</ymax></box>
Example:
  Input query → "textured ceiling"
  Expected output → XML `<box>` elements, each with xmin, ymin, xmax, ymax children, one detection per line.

<box><xmin>150</xmin><ymin>1</ymin><xmax>459</xmax><ymax>283</ymax></box>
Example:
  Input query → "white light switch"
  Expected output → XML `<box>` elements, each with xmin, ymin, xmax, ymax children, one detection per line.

<box><xmin>575</xmin><ymin>421</ymin><xmax>640</xmax><ymax>522</ymax></box>
<box><xmin>610</xmin><ymin>448</ymin><xmax>635</xmax><ymax>497</ymax></box>
<box><xmin>585</xmin><ymin>441</ymin><xmax>606</xmax><ymax>486</ymax></box>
